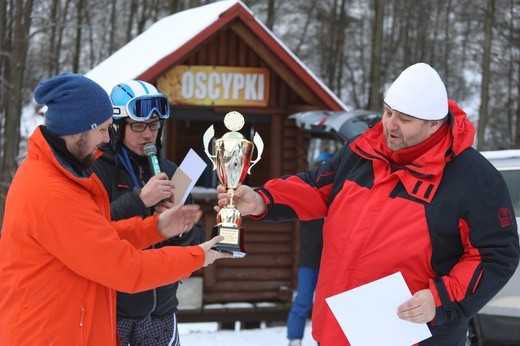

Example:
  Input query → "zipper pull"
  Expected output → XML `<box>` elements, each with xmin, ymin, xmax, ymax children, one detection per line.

<box><xmin>79</xmin><ymin>307</ymin><xmax>85</xmax><ymax>327</ymax></box>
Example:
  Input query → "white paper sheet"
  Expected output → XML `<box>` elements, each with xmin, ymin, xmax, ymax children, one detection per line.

<box><xmin>325</xmin><ymin>272</ymin><xmax>432</xmax><ymax>346</ymax></box>
<box><xmin>178</xmin><ymin>149</ymin><xmax>207</xmax><ymax>204</ymax></box>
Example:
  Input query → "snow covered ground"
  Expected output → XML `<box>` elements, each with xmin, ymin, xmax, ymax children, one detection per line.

<box><xmin>178</xmin><ymin>321</ymin><xmax>316</xmax><ymax>345</ymax></box>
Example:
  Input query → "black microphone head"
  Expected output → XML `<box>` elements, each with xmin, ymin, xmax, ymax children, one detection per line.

<box><xmin>143</xmin><ymin>143</ymin><xmax>157</xmax><ymax>157</ymax></box>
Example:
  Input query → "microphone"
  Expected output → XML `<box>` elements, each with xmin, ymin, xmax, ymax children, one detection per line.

<box><xmin>143</xmin><ymin>143</ymin><xmax>161</xmax><ymax>175</ymax></box>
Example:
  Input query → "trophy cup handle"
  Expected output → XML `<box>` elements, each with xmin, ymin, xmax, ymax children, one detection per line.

<box><xmin>203</xmin><ymin>125</ymin><xmax>217</xmax><ymax>170</ymax></box>
<box><xmin>248</xmin><ymin>132</ymin><xmax>264</xmax><ymax>174</ymax></box>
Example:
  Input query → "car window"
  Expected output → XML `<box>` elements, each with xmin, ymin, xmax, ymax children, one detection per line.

<box><xmin>498</xmin><ymin>168</ymin><xmax>520</xmax><ymax>218</ymax></box>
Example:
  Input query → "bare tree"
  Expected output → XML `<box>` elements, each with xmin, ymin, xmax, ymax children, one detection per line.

<box><xmin>126</xmin><ymin>0</ymin><xmax>138</xmax><ymax>43</ymax></box>
<box><xmin>516</xmin><ymin>65</ymin><xmax>520</xmax><ymax>147</ymax></box>
<box><xmin>46</xmin><ymin>0</ymin><xmax>60</xmax><ymax>74</ymax></box>
<box><xmin>476</xmin><ymin>0</ymin><xmax>495</xmax><ymax>150</ymax></box>
<box><xmin>265</xmin><ymin>0</ymin><xmax>276</xmax><ymax>30</ymax></box>
<box><xmin>0</xmin><ymin>0</ymin><xmax>34</xmax><ymax>227</ymax></box>
<box><xmin>72</xmin><ymin>0</ymin><xmax>85</xmax><ymax>73</ymax></box>
<box><xmin>515</xmin><ymin>0</ymin><xmax>520</xmax><ymax>148</ymax></box>
<box><xmin>367</xmin><ymin>0</ymin><xmax>384</xmax><ymax>111</ymax></box>
<box><xmin>108</xmin><ymin>0</ymin><xmax>118</xmax><ymax>54</ymax></box>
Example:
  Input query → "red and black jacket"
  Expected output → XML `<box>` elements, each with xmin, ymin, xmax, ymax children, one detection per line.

<box><xmin>255</xmin><ymin>101</ymin><xmax>520</xmax><ymax>345</ymax></box>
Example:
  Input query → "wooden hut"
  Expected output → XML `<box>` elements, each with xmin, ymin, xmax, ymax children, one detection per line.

<box><xmin>87</xmin><ymin>0</ymin><xmax>347</xmax><ymax>324</ymax></box>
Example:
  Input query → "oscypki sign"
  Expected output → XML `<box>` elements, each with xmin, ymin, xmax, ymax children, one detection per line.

<box><xmin>158</xmin><ymin>65</ymin><xmax>270</xmax><ymax>107</ymax></box>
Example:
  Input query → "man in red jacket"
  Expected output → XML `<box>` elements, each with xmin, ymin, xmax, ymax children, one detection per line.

<box><xmin>0</xmin><ymin>73</ymin><xmax>230</xmax><ymax>345</ymax></box>
<box><xmin>216</xmin><ymin>63</ymin><xmax>520</xmax><ymax>345</ymax></box>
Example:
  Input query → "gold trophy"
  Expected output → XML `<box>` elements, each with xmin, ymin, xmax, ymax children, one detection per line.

<box><xmin>203</xmin><ymin>111</ymin><xmax>264</xmax><ymax>258</ymax></box>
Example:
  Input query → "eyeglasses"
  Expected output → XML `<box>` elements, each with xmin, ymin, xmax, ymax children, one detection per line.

<box><xmin>126</xmin><ymin>120</ymin><xmax>163</xmax><ymax>132</ymax></box>
<box><xmin>113</xmin><ymin>94</ymin><xmax>170</xmax><ymax>121</ymax></box>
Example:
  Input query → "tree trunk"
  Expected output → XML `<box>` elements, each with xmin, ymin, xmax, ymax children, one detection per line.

<box><xmin>47</xmin><ymin>0</ymin><xmax>59</xmax><ymax>74</ymax></box>
<box><xmin>0</xmin><ymin>0</ymin><xmax>8</xmax><ymax>224</ymax></box>
<box><xmin>476</xmin><ymin>0</ymin><xmax>495</xmax><ymax>150</ymax></box>
<box><xmin>0</xmin><ymin>0</ymin><xmax>8</xmax><ymax>141</ymax></box>
<box><xmin>265</xmin><ymin>0</ymin><xmax>276</xmax><ymax>30</ymax></box>
<box><xmin>126</xmin><ymin>0</ymin><xmax>138</xmax><ymax>43</ymax></box>
<box><xmin>367</xmin><ymin>0</ymin><xmax>384</xmax><ymax>111</ymax></box>
<box><xmin>72</xmin><ymin>0</ymin><xmax>85</xmax><ymax>73</ymax></box>
<box><xmin>292</xmin><ymin>3</ymin><xmax>315</xmax><ymax>58</ymax></box>
<box><xmin>0</xmin><ymin>0</ymin><xmax>34</xmax><ymax>229</ymax></box>
<box><xmin>108</xmin><ymin>0</ymin><xmax>117</xmax><ymax>54</ymax></box>
<box><xmin>515</xmin><ymin>66</ymin><xmax>520</xmax><ymax>148</ymax></box>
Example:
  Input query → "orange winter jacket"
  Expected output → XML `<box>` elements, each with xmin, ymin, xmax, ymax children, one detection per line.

<box><xmin>0</xmin><ymin>127</ymin><xmax>205</xmax><ymax>345</ymax></box>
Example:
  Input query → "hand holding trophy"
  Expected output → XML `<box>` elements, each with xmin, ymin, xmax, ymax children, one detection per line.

<box><xmin>203</xmin><ymin>111</ymin><xmax>263</xmax><ymax>258</ymax></box>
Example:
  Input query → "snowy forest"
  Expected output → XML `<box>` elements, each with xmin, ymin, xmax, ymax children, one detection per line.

<box><xmin>1</xmin><ymin>0</ymin><xmax>520</xmax><ymax>214</ymax></box>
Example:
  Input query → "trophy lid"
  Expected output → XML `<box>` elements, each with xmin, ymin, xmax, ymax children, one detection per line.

<box><xmin>224</xmin><ymin>111</ymin><xmax>245</xmax><ymax>132</ymax></box>
<box><xmin>220</xmin><ymin>111</ymin><xmax>246</xmax><ymax>139</ymax></box>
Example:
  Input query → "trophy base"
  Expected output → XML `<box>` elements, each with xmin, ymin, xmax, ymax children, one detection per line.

<box><xmin>211</xmin><ymin>224</ymin><xmax>246</xmax><ymax>258</ymax></box>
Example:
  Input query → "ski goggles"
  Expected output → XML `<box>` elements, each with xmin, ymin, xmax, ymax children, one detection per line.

<box><xmin>113</xmin><ymin>94</ymin><xmax>170</xmax><ymax>121</ymax></box>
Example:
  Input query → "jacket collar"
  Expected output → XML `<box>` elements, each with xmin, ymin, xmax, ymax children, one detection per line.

<box><xmin>28</xmin><ymin>126</ymin><xmax>102</xmax><ymax>180</ymax></box>
<box><xmin>350</xmin><ymin>101</ymin><xmax>475</xmax><ymax>202</ymax></box>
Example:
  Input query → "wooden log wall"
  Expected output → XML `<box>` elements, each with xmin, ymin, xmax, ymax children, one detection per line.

<box><xmin>161</xmin><ymin>21</ymin><xmax>326</xmax><ymax>312</ymax></box>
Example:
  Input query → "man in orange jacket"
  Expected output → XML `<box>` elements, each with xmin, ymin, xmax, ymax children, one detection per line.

<box><xmin>0</xmin><ymin>73</ymin><xmax>230</xmax><ymax>345</ymax></box>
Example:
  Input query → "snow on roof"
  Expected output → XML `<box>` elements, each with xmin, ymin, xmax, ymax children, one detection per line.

<box><xmin>86</xmin><ymin>0</ymin><xmax>242</xmax><ymax>92</ymax></box>
<box><xmin>85</xmin><ymin>0</ymin><xmax>347</xmax><ymax>110</ymax></box>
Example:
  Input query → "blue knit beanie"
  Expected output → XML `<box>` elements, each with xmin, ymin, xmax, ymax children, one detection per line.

<box><xmin>34</xmin><ymin>73</ymin><xmax>113</xmax><ymax>136</ymax></box>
